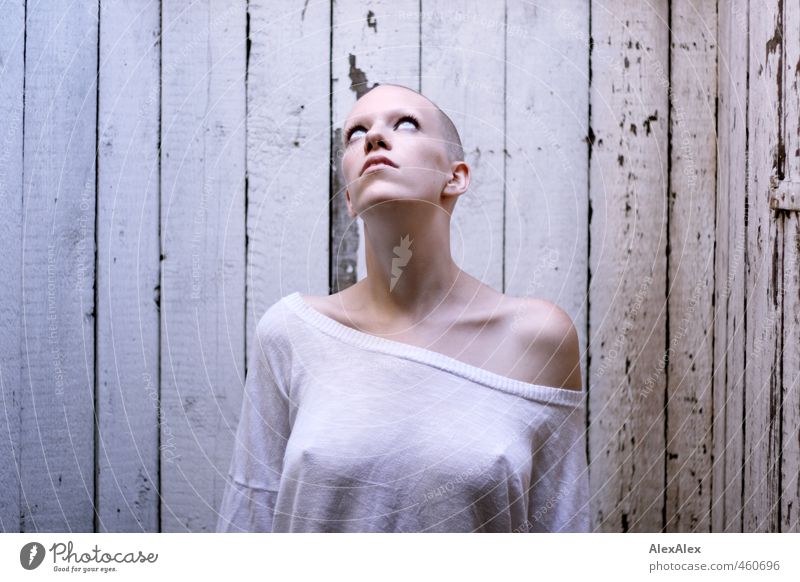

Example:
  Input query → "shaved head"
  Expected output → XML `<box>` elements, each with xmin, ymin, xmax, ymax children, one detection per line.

<box><xmin>358</xmin><ymin>83</ymin><xmax>465</xmax><ymax>164</ymax></box>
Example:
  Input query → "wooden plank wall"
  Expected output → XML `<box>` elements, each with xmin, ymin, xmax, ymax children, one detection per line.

<box><xmin>666</xmin><ymin>0</ymin><xmax>717</xmax><ymax>532</ymax></box>
<box><xmin>20</xmin><ymin>1</ymin><xmax>99</xmax><ymax>532</ymax></box>
<box><xmin>0</xmin><ymin>0</ymin><xmax>798</xmax><ymax>534</ymax></box>
<box><xmin>589</xmin><ymin>1</ymin><xmax>670</xmax><ymax>532</ymax></box>
<box><xmin>713</xmin><ymin>0</ymin><xmax>748</xmax><ymax>532</ymax></box>
<box><xmin>0</xmin><ymin>0</ymin><xmax>25</xmax><ymax>533</ymax></box>
<box><xmin>159</xmin><ymin>0</ymin><xmax>246</xmax><ymax>532</ymax></box>
<box><xmin>745</xmin><ymin>0</ymin><xmax>783</xmax><ymax>533</ymax></box>
<box><xmin>780</xmin><ymin>0</ymin><xmax>800</xmax><ymax>533</ymax></box>
<box><xmin>96</xmin><ymin>0</ymin><xmax>161</xmax><ymax>532</ymax></box>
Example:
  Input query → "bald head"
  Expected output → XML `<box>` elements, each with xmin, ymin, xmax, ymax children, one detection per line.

<box><xmin>357</xmin><ymin>83</ymin><xmax>465</xmax><ymax>164</ymax></box>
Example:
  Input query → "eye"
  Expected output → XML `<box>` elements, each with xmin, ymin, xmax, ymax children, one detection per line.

<box><xmin>345</xmin><ymin>125</ymin><xmax>366</xmax><ymax>143</ymax></box>
<box><xmin>344</xmin><ymin>114</ymin><xmax>420</xmax><ymax>146</ymax></box>
<box><xmin>396</xmin><ymin>114</ymin><xmax>420</xmax><ymax>129</ymax></box>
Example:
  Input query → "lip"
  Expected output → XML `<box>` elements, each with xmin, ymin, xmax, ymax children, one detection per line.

<box><xmin>361</xmin><ymin>155</ymin><xmax>398</xmax><ymax>176</ymax></box>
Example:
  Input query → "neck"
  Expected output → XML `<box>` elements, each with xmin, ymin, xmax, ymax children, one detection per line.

<box><xmin>359</xmin><ymin>199</ymin><xmax>472</xmax><ymax>322</ymax></box>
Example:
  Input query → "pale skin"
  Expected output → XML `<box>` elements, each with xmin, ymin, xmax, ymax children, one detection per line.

<box><xmin>300</xmin><ymin>84</ymin><xmax>582</xmax><ymax>390</ymax></box>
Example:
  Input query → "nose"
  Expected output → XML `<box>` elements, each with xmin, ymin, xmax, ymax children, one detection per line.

<box><xmin>364</xmin><ymin>122</ymin><xmax>390</xmax><ymax>153</ymax></box>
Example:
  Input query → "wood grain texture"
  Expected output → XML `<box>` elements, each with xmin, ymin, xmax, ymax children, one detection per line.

<box><xmin>779</xmin><ymin>0</ymin><xmax>799</xmax><ymax>534</ymax></box>
<box><xmin>588</xmin><ymin>1</ymin><xmax>669</xmax><ymax>532</ymax></box>
<box><xmin>331</xmin><ymin>1</ymin><xmax>420</xmax><ymax>290</ymax></box>
<box><xmin>160</xmin><ymin>0</ymin><xmax>246</xmax><ymax>532</ymax></box>
<box><xmin>713</xmin><ymin>0</ymin><xmax>748</xmax><ymax>533</ymax></box>
<box><xmin>20</xmin><ymin>1</ymin><xmax>98</xmax><ymax>531</ymax></box>
<box><xmin>96</xmin><ymin>0</ymin><xmax>160</xmax><ymax>532</ymax></box>
<box><xmin>245</xmin><ymin>0</ymin><xmax>330</xmax><ymax>354</ymax></box>
<box><xmin>665</xmin><ymin>0</ymin><xmax>717</xmax><ymax>532</ymax></box>
<box><xmin>0</xmin><ymin>0</ymin><xmax>25</xmax><ymax>533</ymax></box>
<box><xmin>421</xmin><ymin>0</ymin><xmax>505</xmax><ymax>291</ymax></box>
<box><xmin>744</xmin><ymin>0</ymin><xmax>783</xmax><ymax>533</ymax></box>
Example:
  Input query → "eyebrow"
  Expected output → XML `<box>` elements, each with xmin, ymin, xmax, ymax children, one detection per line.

<box><xmin>343</xmin><ymin>107</ymin><xmax>425</xmax><ymax>138</ymax></box>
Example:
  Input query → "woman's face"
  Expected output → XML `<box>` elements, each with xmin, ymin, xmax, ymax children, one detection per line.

<box><xmin>342</xmin><ymin>86</ymin><xmax>455</xmax><ymax>218</ymax></box>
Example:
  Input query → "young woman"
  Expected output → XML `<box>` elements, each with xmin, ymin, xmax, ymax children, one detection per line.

<box><xmin>216</xmin><ymin>83</ymin><xmax>590</xmax><ymax>533</ymax></box>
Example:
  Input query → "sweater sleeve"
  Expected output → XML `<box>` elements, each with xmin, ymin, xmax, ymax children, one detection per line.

<box><xmin>526</xmin><ymin>399</ymin><xmax>591</xmax><ymax>533</ymax></box>
<box><xmin>216</xmin><ymin>304</ymin><xmax>293</xmax><ymax>533</ymax></box>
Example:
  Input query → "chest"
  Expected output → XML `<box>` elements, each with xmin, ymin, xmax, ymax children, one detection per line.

<box><xmin>315</xmin><ymin>296</ymin><xmax>537</xmax><ymax>383</ymax></box>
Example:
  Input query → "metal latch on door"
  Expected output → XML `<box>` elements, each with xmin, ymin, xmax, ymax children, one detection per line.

<box><xmin>770</xmin><ymin>176</ymin><xmax>800</xmax><ymax>211</ymax></box>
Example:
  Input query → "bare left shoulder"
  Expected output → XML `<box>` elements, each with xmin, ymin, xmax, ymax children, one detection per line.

<box><xmin>506</xmin><ymin>296</ymin><xmax>583</xmax><ymax>391</ymax></box>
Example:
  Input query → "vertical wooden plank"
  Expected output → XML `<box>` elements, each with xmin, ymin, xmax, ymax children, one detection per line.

<box><xmin>21</xmin><ymin>1</ymin><xmax>98</xmax><ymax>531</ymax></box>
<box><xmin>506</xmin><ymin>2</ymin><xmax>589</xmax><ymax>377</ymax></box>
<box><xmin>245</xmin><ymin>1</ymin><xmax>329</xmax><ymax>359</ymax></box>
<box><xmin>96</xmin><ymin>0</ymin><xmax>160</xmax><ymax>532</ymax></box>
<box><xmin>665</xmin><ymin>0</ymin><xmax>717</xmax><ymax>532</ymax></box>
<box><xmin>160</xmin><ymin>0</ymin><xmax>246</xmax><ymax>532</ymax></box>
<box><xmin>779</xmin><ymin>0</ymin><xmax>800</xmax><ymax>534</ymax></box>
<box><xmin>744</xmin><ymin>0</ymin><xmax>782</xmax><ymax>533</ymax></box>
<box><xmin>331</xmin><ymin>1</ymin><xmax>420</xmax><ymax>290</ymax></box>
<box><xmin>713</xmin><ymin>0</ymin><xmax>748</xmax><ymax>533</ymax></box>
<box><xmin>0</xmin><ymin>0</ymin><xmax>25</xmax><ymax>533</ymax></box>
<box><xmin>588</xmin><ymin>2</ymin><xmax>669</xmax><ymax>532</ymax></box>
<box><xmin>421</xmin><ymin>1</ymin><xmax>505</xmax><ymax>291</ymax></box>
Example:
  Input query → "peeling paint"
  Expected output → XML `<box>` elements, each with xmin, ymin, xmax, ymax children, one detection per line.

<box><xmin>348</xmin><ymin>54</ymin><xmax>375</xmax><ymax>98</ymax></box>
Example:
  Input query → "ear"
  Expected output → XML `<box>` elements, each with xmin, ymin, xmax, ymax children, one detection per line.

<box><xmin>442</xmin><ymin>160</ymin><xmax>470</xmax><ymax>198</ymax></box>
<box><xmin>345</xmin><ymin>189</ymin><xmax>357</xmax><ymax>218</ymax></box>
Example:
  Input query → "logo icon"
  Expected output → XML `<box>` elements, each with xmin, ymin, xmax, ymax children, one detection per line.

<box><xmin>20</xmin><ymin>542</ymin><xmax>46</xmax><ymax>570</ymax></box>
<box><xmin>390</xmin><ymin>234</ymin><xmax>413</xmax><ymax>292</ymax></box>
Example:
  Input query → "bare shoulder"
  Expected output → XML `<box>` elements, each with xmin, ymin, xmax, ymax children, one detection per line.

<box><xmin>505</xmin><ymin>295</ymin><xmax>583</xmax><ymax>391</ymax></box>
<box><xmin>297</xmin><ymin>290</ymin><xmax>359</xmax><ymax>325</ymax></box>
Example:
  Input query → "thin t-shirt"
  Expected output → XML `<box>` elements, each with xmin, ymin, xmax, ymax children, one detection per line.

<box><xmin>216</xmin><ymin>291</ymin><xmax>590</xmax><ymax>533</ymax></box>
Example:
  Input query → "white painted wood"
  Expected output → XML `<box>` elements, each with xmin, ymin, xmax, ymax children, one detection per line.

<box><xmin>422</xmin><ymin>1</ymin><xmax>505</xmax><ymax>292</ymax></box>
<box><xmin>245</xmin><ymin>0</ymin><xmax>330</xmax><ymax>359</ymax></box>
<box><xmin>779</xmin><ymin>0</ymin><xmax>800</xmax><ymax>534</ymax></box>
<box><xmin>0</xmin><ymin>0</ymin><xmax>25</xmax><ymax>533</ymax></box>
<box><xmin>96</xmin><ymin>0</ymin><xmax>160</xmax><ymax>532</ymax></box>
<box><xmin>160</xmin><ymin>0</ymin><xmax>246</xmax><ymax>532</ymax></box>
<box><xmin>588</xmin><ymin>1</ymin><xmax>669</xmax><ymax>532</ymax></box>
<box><xmin>665</xmin><ymin>0</ymin><xmax>717</xmax><ymax>532</ymax></box>
<box><xmin>5</xmin><ymin>0</ymin><xmax>796</xmax><ymax>534</ymax></box>
<box><xmin>505</xmin><ymin>2</ymin><xmax>589</xmax><ymax>385</ymax></box>
<box><xmin>744</xmin><ymin>0</ymin><xmax>783</xmax><ymax>533</ymax></box>
<box><xmin>331</xmin><ymin>1</ymin><xmax>420</xmax><ymax>289</ymax></box>
<box><xmin>21</xmin><ymin>1</ymin><xmax>98</xmax><ymax>531</ymax></box>
<box><xmin>713</xmin><ymin>0</ymin><xmax>748</xmax><ymax>533</ymax></box>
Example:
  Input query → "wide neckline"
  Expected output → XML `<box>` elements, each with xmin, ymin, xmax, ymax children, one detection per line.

<box><xmin>281</xmin><ymin>291</ymin><xmax>585</xmax><ymax>407</ymax></box>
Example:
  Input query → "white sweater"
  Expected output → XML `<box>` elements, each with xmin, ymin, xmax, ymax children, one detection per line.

<box><xmin>216</xmin><ymin>292</ymin><xmax>590</xmax><ymax>533</ymax></box>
